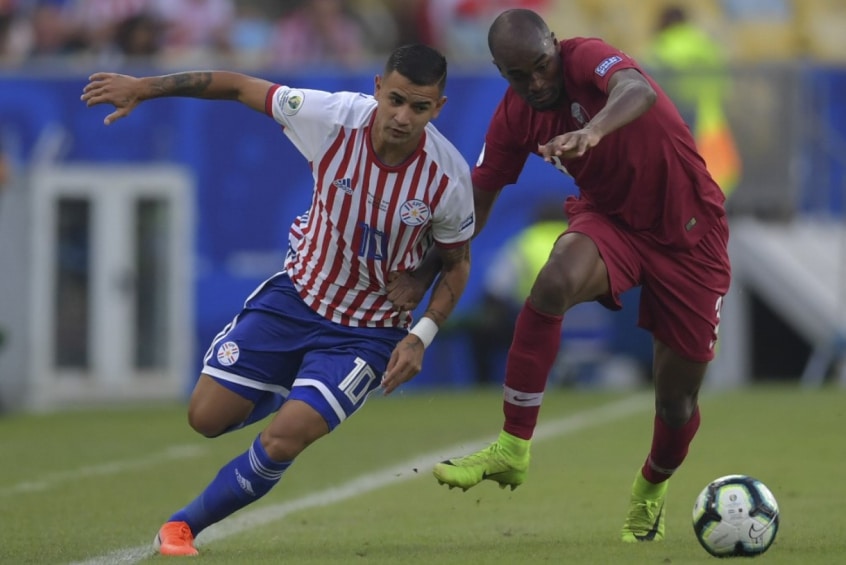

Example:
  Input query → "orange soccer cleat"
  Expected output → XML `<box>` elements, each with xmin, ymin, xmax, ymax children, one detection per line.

<box><xmin>153</xmin><ymin>521</ymin><xmax>199</xmax><ymax>556</ymax></box>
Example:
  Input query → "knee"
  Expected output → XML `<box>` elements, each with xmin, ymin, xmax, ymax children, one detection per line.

<box><xmin>655</xmin><ymin>396</ymin><xmax>698</xmax><ymax>428</ymax></box>
<box><xmin>187</xmin><ymin>404</ymin><xmax>229</xmax><ymax>438</ymax></box>
<box><xmin>260</xmin><ymin>402</ymin><xmax>330</xmax><ymax>461</ymax></box>
<box><xmin>530</xmin><ymin>264</ymin><xmax>577</xmax><ymax>314</ymax></box>
<box><xmin>186</xmin><ymin>375</ymin><xmax>255</xmax><ymax>438</ymax></box>
<box><xmin>260</xmin><ymin>430</ymin><xmax>311</xmax><ymax>461</ymax></box>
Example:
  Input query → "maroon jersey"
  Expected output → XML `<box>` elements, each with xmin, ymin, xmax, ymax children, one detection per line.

<box><xmin>472</xmin><ymin>37</ymin><xmax>726</xmax><ymax>249</ymax></box>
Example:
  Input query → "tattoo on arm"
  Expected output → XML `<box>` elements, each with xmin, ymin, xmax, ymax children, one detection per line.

<box><xmin>428</xmin><ymin>243</ymin><xmax>470</xmax><ymax>320</ymax></box>
<box><xmin>437</xmin><ymin>245</ymin><xmax>470</xmax><ymax>271</ymax></box>
<box><xmin>424</xmin><ymin>307</ymin><xmax>447</xmax><ymax>326</ymax></box>
<box><xmin>429</xmin><ymin>277</ymin><xmax>458</xmax><ymax>315</ymax></box>
<box><xmin>151</xmin><ymin>72</ymin><xmax>214</xmax><ymax>98</ymax></box>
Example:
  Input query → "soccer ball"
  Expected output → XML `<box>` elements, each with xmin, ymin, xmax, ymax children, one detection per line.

<box><xmin>692</xmin><ymin>474</ymin><xmax>780</xmax><ymax>558</ymax></box>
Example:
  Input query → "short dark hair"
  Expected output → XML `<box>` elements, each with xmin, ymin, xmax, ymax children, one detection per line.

<box><xmin>385</xmin><ymin>44</ymin><xmax>447</xmax><ymax>94</ymax></box>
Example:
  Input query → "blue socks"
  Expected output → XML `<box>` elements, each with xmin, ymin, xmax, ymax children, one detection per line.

<box><xmin>169</xmin><ymin>434</ymin><xmax>291</xmax><ymax>535</ymax></box>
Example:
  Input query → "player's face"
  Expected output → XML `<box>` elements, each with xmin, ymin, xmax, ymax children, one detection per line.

<box><xmin>373</xmin><ymin>71</ymin><xmax>445</xmax><ymax>145</ymax></box>
<box><xmin>494</xmin><ymin>35</ymin><xmax>563</xmax><ymax>110</ymax></box>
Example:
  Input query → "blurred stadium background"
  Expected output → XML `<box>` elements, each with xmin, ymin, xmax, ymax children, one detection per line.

<box><xmin>0</xmin><ymin>0</ymin><xmax>845</xmax><ymax>412</ymax></box>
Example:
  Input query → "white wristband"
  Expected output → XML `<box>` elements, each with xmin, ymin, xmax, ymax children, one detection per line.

<box><xmin>409</xmin><ymin>317</ymin><xmax>439</xmax><ymax>348</ymax></box>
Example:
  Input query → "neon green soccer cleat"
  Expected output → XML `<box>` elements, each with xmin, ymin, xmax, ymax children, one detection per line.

<box><xmin>433</xmin><ymin>430</ymin><xmax>530</xmax><ymax>491</ymax></box>
<box><xmin>621</xmin><ymin>471</ymin><xmax>668</xmax><ymax>542</ymax></box>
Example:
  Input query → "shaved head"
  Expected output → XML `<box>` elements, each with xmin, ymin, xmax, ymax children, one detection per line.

<box><xmin>486</xmin><ymin>9</ymin><xmax>564</xmax><ymax>110</ymax></box>
<box><xmin>488</xmin><ymin>9</ymin><xmax>552</xmax><ymax>59</ymax></box>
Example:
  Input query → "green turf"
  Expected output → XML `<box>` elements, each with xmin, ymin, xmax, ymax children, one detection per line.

<box><xmin>1</xmin><ymin>385</ymin><xmax>843</xmax><ymax>564</ymax></box>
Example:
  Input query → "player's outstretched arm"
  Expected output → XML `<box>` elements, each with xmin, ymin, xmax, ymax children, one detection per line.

<box><xmin>382</xmin><ymin>242</ymin><xmax>471</xmax><ymax>395</ymax></box>
<box><xmin>538</xmin><ymin>69</ymin><xmax>656</xmax><ymax>161</ymax></box>
<box><xmin>81</xmin><ymin>71</ymin><xmax>275</xmax><ymax>125</ymax></box>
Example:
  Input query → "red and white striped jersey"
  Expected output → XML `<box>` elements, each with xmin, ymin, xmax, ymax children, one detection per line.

<box><xmin>265</xmin><ymin>85</ymin><xmax>475</xmax><ymax>329</ymax></box>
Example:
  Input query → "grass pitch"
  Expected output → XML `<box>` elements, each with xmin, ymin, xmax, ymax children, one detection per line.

<box><xmin>1</xmin><ymin>384</ymin><xmax>843</xmax><ymax>564</ymax></box>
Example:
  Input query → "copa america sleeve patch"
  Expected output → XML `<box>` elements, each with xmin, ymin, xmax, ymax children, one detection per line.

<box><xmin>281</xmin><ymin>89</ymin><xmax>305</xmax><ymax>116</ymax></box>
<box><xmin>594</xmin><ymin>55</ymin><xmax>623</xmax><ymax>77</ymax></box>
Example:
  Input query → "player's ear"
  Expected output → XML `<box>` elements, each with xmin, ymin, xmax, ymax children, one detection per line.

<box><xmin>374</xmin><ymin>75</ymin><xmax>382</xmax><ymax>97</ymax></box>
<box><xmin>431</xmin><ymin>95</ymin><xmax>447</xmax><ymax>119</ymax></box>
<box><xmin>492</xmin><ymin>59</ymin><xmax>504</xmax><ymax>77</ymax></box>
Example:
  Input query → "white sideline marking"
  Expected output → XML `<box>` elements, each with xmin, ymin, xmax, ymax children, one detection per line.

<box><xmin>69</xmin><ymin>394</ymin><xmax>651</xmax><ymax>565</ymax></box>
<box><xmin>0</xmin><ymin>445</ymin><xmax>207</xmax><ymax>497</ymax></box>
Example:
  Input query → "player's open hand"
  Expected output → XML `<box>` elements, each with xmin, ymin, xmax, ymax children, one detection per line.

<box><xmin>381</xmin><ymin>335</ymin><xmax>424</xmax><ymax>395</ymax></box>
<box><xmin>538</xmin><ymin>128</ymin><xmax>601</xmax><ymax>161</ymax></box>
<box><xmin>81</xmin><ymin>73</ymin><xmax>143</xmax><ymax>125</ymax></box>
<box><xmin>386</xmin><ymin>270</ymin><xmax>426</xmax><ymax>312</ymax></box>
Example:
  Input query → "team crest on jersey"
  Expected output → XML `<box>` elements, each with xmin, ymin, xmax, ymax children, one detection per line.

<box><xmin>282</xmin><ymin>89</ymin><xmax>304</xmax><ymax>116</ymax></box>
<box><xmin>400</xmin><ymin>199</ymin><xmax>430</xmax><ymax>226</ymax></box>
<box><xmin>571</xmin><ymin>102</ymin><xmax>589</xmax><ymax>126</ymax></box>
<box><xmin>216</xmin><ymin>341</ymin><xmax>240</xmax><ymax>366</ymax></box>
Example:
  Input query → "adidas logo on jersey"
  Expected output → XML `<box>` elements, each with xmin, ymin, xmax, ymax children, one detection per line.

<box><xmin>332</xmin><ymin>177</ymin><xmax>354</xmax><ymax>195</ymax></box>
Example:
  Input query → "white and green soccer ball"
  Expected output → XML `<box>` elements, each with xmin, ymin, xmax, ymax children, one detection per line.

<box><xmin>692</xmin><ymin>474</ymin><xmax>780</xmax><ymax>558</ymax></box>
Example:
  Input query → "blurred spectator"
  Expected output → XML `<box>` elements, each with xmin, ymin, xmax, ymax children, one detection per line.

<box><xmin>151</xmin><ymin>0</ymin><xmax>234</xmax><ymax>63</ymax></box>
<box><xmin>647</xmin><ymin>5</ymin><xmax>741</xmax><ymax>197</ymax></box>
<box><xmin>421</xmin><ymin>0</ymin><xmax>549</xmax><ymax>62</ymax></box>
<box><xmin>382</xmin><ymin>0</ymin><xmax>429</xmax><ymax>46</ymax></box>
<box><xmin>61</xmin><ymin>0</ymin><xmax>153</xmax><ymax>61</ymax></box>
<box><xmin>647</xmin><ymin>6</ymin><xmax>725</xmax><ymax>123</ymax></box>
<box><xmin>228</xmin><ymin>1</ymin><xmax>273</xmax><ymax>67</ymax></box>
<box><xmin>114</xmin><ymin>12</ymin><xmax>162</xmax><ymax>61</ymax></box>
<box><xmin>350</xmin><ymin>0</ymin><xmax>399</xmax><ymax>58</ymax></box>
<box><xmin>27</xmin><ymin>2</ymin><xmax>76</xmax><ymax>58</ymax></box>
<box><xmin>445</xmin><ymin>202</ymin><xmax>615</xmax><ymax>386</ymax></box>
<box><xmin>267</xmin><ymin>0</ymin><xmax>367</xmax><ymax>69</ymax></box>
<box><xmin>0</xmin><ymin>0</ymin><xmax>13</xmax><ymax>61</ymax></box>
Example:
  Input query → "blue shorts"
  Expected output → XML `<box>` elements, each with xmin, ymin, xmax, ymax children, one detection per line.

<box><xmin>202</xmin><ymin>273</ymin><xmax>406</xmax><ymax>430</ymax></box>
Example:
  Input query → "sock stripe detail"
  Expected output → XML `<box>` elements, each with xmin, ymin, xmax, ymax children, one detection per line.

<box><xmin>646</xmin><ymin>456</ymin><xmax>677</xmax><ymax>476</ymax></box>
<box><xmin>248</xmin><ymin>444</ymin><xmax>286</xmax><ymax>481</ymax></box>
<box><xmin>503</xmin><ymin>385</ymin><xmax>544</xmax><ymax>407</ymax></box>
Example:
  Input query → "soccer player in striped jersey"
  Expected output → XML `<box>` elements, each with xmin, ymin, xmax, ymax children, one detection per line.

<box><xmin>82</xmin><ymin>43</ymin><xmax>474</xmax><ymax>556</ymax></box>
<box><xmin>391</xmin><ymin>9</ymin><xmax>730</xmax><ymax>543</ymax></box>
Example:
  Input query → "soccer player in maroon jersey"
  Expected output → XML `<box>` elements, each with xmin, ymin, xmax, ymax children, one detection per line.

<box><xmin>405</xmin><ymin>8</ymin><xmax>730</xmax><ymax>542</ymax></box>
<box><xmin>82</xmin><ymin>44</ymin><xmax>475</xmax><ymax>556</ymax></box>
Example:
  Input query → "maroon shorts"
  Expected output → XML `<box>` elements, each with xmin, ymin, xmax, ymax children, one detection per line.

<box><xmin>567</xmin><ymin>213</ymin><xmax>731</xmax><ymax>363</ymax></box>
